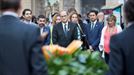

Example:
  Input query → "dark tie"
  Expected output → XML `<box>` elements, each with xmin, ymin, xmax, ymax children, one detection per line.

<box><xmin>64</xmin><ymin>24</ymin><xmax>67</xmax><ymax>36</ymax></box>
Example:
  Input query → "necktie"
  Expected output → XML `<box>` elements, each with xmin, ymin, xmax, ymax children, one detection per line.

<box><xmin>91</xmin><ymin>22</ymin><xmax>94</xmax><ymax>30</ymax></box>
<box><xmin>64</xmin><ymin>24</ymin><xmax>67</xmax><ymax>35</ymax></box>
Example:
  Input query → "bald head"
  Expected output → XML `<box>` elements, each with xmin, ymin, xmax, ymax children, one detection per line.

<box><xmin>60</xmin><ymin>11</ymin><xmax>67</xmax><ymax>15</ymax></box>
<box><xmin>97</xmin><ymin>12</ymin><xmax>104</xmax><ymax>22</ymax></box>
<box><xmin>60</xmin><ymin>10</ymin><xmax>68</xmax><ymax>23</ymax></box>
<box><xmin>0</xmin><ymin>0</ymin><xmax>21</xmax><ymax>11</ymax></box>
<box><xmin>98</xmin><ymin>12</ymin><xmax>104</xmax><ymax>16</ymax></box>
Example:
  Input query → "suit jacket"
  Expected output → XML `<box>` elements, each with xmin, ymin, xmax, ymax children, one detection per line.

<box><xmin>107</xmin><ymin>24</ymin><xmax>134</xmax><ymax>75</ymax></box>
<box><xmin>43</xmin><ymin>26</ymin><xmax>50</xmax><ymax>45</ymax></box>
<box><xmin>86</xmin><ymin>21</ymin><xmax>104</xmax><ymax>50</ymax></box>
<box><xmin>0</xmin><ymin>15</ymin><xmax>48</xmax><ymax>75</ymax></box>
<box><xmin>52</xmin><ymin>22</ymin><xmax>78</xmax><ymax>47</ymax></box>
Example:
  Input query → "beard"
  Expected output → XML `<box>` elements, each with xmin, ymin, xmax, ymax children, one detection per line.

<box><xmin>39</xmin><ymin>24</ymin><xmax>45</xmax><ymax>27</ymax></box>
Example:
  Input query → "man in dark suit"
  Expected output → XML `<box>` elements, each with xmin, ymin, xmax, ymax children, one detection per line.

<box><xmin>86</xmin><ymin>10</ymin><xmax>104</xmax><ymax>50</ymax></box>
<box><xmin>52</xmin><ymin>10</ymin><xmax>78</xmax><ymax>47</ymax></box>
<box><xmin>106</xmin><ymin>0</ymin><xmax>134</xmax><ymax>75</ymax></box>
<box><xmin>0</xmin><ymin>0</ymin><xmax>48</xmax><ymax>75</ymax></box>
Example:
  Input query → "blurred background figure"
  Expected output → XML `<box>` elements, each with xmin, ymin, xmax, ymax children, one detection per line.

<box><xmin>69</xmin><ymin>12</ymin><xmax>89</xmax><ymax>50</ymax></box>
<box><xmin>99</xmin><ymin>14</ymin><xmax>122</xmax><ymax>63</ymax></box>
<box><xmin>67</xmin><ymin>8</ymin><xmax>77</xmax><ymax>22</ymax></box>
<box><xmin>106</xmin><ymin>0</ymin><xmax>134</xmax><ymax>75</ymax></box>
<box><xmin>97</xmin><ymin>11</ymin><xmax>105</xmax><ymax>25</ymax></box>
<box><xmin>0</xmin><ymin>0</ymin><xmax>48</xmax><ymax>75</ymax></box>
<box><xmin>52</xmin><ymin>13</ymin><xmax>61</xmax><ymax>26</ymax></box>
<box><xmin>21</xmin><ymin>9</ymin><xmax>36</xmax><ymax>25</ymax></box>
<box><xmin>67</xmin><ymin>7</ymin><xmax>77</xmax><ymax>15</ymax></box>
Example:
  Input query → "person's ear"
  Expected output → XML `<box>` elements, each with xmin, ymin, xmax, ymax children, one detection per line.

<box><xmin>37</xmin><ymin>20</ymin><xmax>40</xmax><ymax>24</ymax></box>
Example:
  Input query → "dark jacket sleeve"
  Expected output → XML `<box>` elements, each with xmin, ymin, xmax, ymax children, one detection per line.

<box><xmin>28</xmin><ymin>27</ymin><xmax>48</xmax><ymax>75</ymax></box>
<box><xmin>106</xmin><ymin>35</ymin><xmax>124</xmax><ymax>75</ymax></box>
<box><xmin>73</xmin><ymin>24</ymin><xmax>78</xmax><ymax>40</ymax></box>
<box><xmin>52</xmin><ymin>25</ymin><xmax>58</xmax><ymax>44</ymax></box>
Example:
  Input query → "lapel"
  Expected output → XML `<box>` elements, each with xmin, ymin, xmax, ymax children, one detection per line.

<box><xmin>59</xmin><ymin>22</ymin><xmax>65</xmax><ymax>33</ymax></box>
<box><xmin>67</xmin><ymin>22</ymin><xmax>71</xmax><ymax>36</ymax></box>
<box><xmin>43</xmin><ymin>26</ymin><xmax>48</xmax><ymax>32</ymax></box>
<box><xmin>90</xmin><ymin>22</ymin><xmax>99</xmax><ymax>31</ymax></box>
<box><xmin>93</xmin><ymin>22</ymin><xmax>98</xmax><ymax>29</ymax></box>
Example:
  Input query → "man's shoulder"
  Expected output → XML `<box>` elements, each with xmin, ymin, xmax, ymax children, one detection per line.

<box><xmin>96</xmin><ymin>21</ymin><xmax>103</xmax><ymax>26</ymax></box>
<box><xmin>18</xmin><ymin>21</ymin><xmax>39</xmax><ymax>32</ymax></box>
<box><xmin>110</xmin><ymin>30</ymin><xmax>126</xmax><ymax>44</ymax></box>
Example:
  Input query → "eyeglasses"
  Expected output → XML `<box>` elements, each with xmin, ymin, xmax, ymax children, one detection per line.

<box><xmin>61</xmin><ymin>15</ymin><xmax>67</xmax><ymax>18</ymax></box>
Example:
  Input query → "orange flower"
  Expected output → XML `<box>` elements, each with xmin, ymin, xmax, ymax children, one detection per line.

<box><xmin>42</xmin><ymin>40</ymin><xmax>83</xmax><ymax>60</ymax></box>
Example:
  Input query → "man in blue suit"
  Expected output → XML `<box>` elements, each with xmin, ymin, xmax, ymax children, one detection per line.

<box><xmin>0</xmin><ymin>0</ymin><xmax>48</xmax><ymax>75</ymax></box>
<box><xmin>86</xmin><ymin>10</ymin><xmax>104</xmax><ymax>51</ymax></box>
<box><xmin>37</xmin><ymin>15</ymin><xmax>50</xmax><ymax>45</ymax></box>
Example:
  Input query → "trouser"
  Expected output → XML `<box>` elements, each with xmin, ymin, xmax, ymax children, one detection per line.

<box><xmin>105</xmin><ymin>52</ymin><xmax>109</xmax><ymax>64</ymax></box>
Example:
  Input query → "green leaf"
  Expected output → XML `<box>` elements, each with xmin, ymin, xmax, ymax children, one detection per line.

<box><xmin>47</xmin><ymin>49</ymin><xmax>108</xmax><ymax>75</ymax></box>
<box><xmin>58</xmin><ymin>69</ymin><xmax>68</xmax><ymax>75</ymax></box>
<box><xmin>53</xmin><ymin>58</ymin><xmax>63</xmax><ymax>66</ymax></box>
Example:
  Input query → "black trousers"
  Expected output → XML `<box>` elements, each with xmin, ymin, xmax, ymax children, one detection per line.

<box><xmin>105</xmin><ymin>52</ymin><xmax>109</xmax><ymax>64</ymax></box>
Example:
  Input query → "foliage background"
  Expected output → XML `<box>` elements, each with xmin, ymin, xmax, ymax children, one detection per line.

<box><xmin>46</xmin><ymin>49</ymin><xmax>108</xmax><ymax>75</ymax></box>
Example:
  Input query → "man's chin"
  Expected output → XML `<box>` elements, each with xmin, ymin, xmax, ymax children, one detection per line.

<box><xmin>39</xmin><ymin>24</ymin><xmax>45</xmax><ymax>27</ymax></box>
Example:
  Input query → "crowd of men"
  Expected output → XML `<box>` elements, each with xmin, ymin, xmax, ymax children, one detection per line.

<box><xmin>19</xmin><ymin>8</ymin><xmax>106</xmax><ymax>50</ymax></box>
<box><xmin>1</xmin><ymin>0</ymin><xmax>134</xmax><ymax>75</ymax></box>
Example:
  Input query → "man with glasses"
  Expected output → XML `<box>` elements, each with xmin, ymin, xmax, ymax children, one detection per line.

<box><xmin>52</xmin><ymin>10</ymin><xmax>78</xmax><ymax>47</ymax></box>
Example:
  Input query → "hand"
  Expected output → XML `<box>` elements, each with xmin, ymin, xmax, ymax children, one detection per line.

<box><xmin>40</xmin><ymin>32</ymin><xmax>48</xmax><ymax>40</ymax></box>
<box><xmin>41</xmin><ymin>32</ymin><xmax>48</xmax><ymax>37</ymax></box>
<box><xmin>99</xmin><ymin>45</ymin><xmax>104</xmax><ymax>51</ymax></box>
<box><xmin>89</xmin><ymin>45</ymin><xmax>92</xmax><ymax>49</ymax></box>
<box><xmin>89</xmin><ymin>45</ymin><xmax>94</xmax><ymax>51</ymax></box>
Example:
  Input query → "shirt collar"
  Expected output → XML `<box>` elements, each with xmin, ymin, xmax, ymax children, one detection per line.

<box><xmin>91</xmin><ymin>20</ymin><xmax>97</xmax><ymax>25</ymax></box>
<box><xmin>2</xmin><ymin>11</ymin><xmax>18</xmax><ymax>17</ymax></box>
<box><xmin>62</xmin><ymin>22</ymin><xmax>68</xmax><ymax>26</ymax></box>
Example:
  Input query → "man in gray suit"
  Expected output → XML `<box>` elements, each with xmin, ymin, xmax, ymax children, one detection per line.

<box><xmin>0</xmin><ymin>0</ymin><xmax>48</xmax><ymax>75</ymax></box>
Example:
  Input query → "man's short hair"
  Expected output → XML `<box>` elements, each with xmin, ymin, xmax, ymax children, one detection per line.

<box><xmin>22</xmin><ymin>9</ymin><xmax>32</xmax><ymax>16</ymax></box>
<box><xmin>87</xmin><ymin>9</ymin><xmax>98</xmax><ymax>16</ymax></box>
<box><xmin>124</xmin><ymin>0</ymin><xmax>134</xmax><ymax>22</ymax></box>
<box><xmin>37</xmin><ymin>15</ymin><xmax>46</xmax><ymax>20</ymax></box>
<box><xmin>0</xmin><ymin>0</ymin><xmax>20</xmax><ymax>11</ymax></box>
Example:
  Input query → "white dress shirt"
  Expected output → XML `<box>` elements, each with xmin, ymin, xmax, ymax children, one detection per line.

<box><xmin>91</xmin><ymin>20</ymin><xmax>97</xmax><ymax>29</ymax></box>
